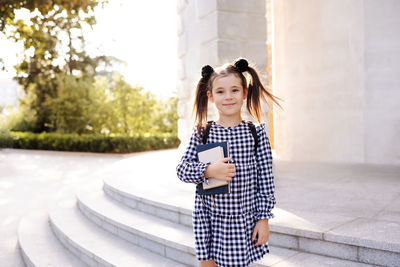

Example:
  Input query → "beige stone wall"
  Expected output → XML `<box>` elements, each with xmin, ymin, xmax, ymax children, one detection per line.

<box><xmin>363</xmin><ymin>0</ymin><xmax>400</xmax><ymax>165</ymax></box>
<box><xmin>176</xmin><ymin>0</ymin><xmax>269</xmax><ymax>151</ymax></box>
<box><xmin>272</xmin><ymin>0</ymin><xmax>400</xmax><ymax>165</ymax></box>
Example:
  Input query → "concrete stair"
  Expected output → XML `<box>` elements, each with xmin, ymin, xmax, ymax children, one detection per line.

<box><xmin>76</xmin><ymin>182</ymin><xmax>197</xmax><ymax>266</ymax></box>
<box><xmin>17</xmin><ymin>154</ymin><xmax>399</xmax><ymax>267</ymax></box>
<box><xmin>17</xmin><ymin>179</ymin><xmax>186</xmax><ymax>267</ymax></box>
<box><xmin>103</xmin><ymin>175</ymin><xmax>399</xmax><ymax>267</ymax></box>
<box><xmin>78</xmin><ymin>180</ymin><xmax>374</xmax><ymax>267</ymax></box>
<box><xmin>17</xmin><ymin>178</ymin><xmax>379</xmax><ymax>267</ymax></box>
<box><xmin>49</xmin><ymin>197</ymin><xmax>186</xmax><ymax>267</ymax></box>
<box><xmin>18</xmin><ymin>209</ymin><xmax>86</xmax><ymax>267</ymax></box>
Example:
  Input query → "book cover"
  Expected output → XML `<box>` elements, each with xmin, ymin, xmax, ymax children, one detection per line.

<box><xmin>196</xmin><ymin>141</ymin><xmax>230</xmax><ymax>195</ymax></box>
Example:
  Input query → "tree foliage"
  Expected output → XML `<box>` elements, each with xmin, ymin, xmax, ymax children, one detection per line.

<box><xmin>2</xmin><ymin>72</ymin><xmax>178</xmax><ymax>135</ymax></box>
<box><xmin>1</xmin><ymin>0</ymin><xmax>108</xmax><ymax>132</ymax></box>
<box><xmin>0</xmin><ymin>0</ymin><xmax>103</xmax><ymax>31</ymax></box>
<box><xmin>0</xmin><ymin>1</ymin><xmax>178</xmax><ymax>136</ymax></box>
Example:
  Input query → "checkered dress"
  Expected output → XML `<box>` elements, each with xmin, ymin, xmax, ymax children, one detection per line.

<box><xmin>176</xmin><ymin>121</ymin><xmax>276</xmax><ymax>267</ymax></box>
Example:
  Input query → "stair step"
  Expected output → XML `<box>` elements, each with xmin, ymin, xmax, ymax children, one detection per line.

<box><xmin>103</xmin><ymin>176</ymin><xmax>400</xmax><ymax>266</ymax></box>
<box><xmin>17</xmin><ymin>202</ymin><xmax>372</xmax><ymax>267</ymax></box>
<box><xmin>76</xmin><ymin>187</ymin><xmax>197</xmax><ymax>266</ymax></box>
<box><xmin>49</xmin><ymin>197</ymin><xmax>187</xmax><ymax>267</ymax></box>
<box><xmin>78</xmin><ymin>183</ymin><xmax>376</xmax><ymax>266</ymax></box>
<box><xmin>18</xmin><ymin>209</ymin><xmax>87</xmax><ymax>267</ymax></box>
<box><xmin>103</xmin><ymin>173</ymin><xmax>194</xmax><ymax>227</ymax></box>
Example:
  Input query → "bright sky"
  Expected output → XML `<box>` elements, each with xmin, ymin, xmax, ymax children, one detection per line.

<box><xmin>0</xmin><ymin>0</ymin><xmax>177</xmax><ymax>104</ymax></box>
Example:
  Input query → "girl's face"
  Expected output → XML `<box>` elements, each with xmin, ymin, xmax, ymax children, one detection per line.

<box><xmin>207</xmin><ymin>74</ymin><xmax>247</xmax><ymax>118</ymax></box>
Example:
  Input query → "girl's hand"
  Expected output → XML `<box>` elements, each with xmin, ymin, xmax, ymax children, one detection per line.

<box><xmin>204</xmin><ymin>157</ymin><xmax>235</xmax><ymax>181</ymax></box>
<box><xmin>252</xmin><ymin>219</ymin><xmax>270</xmax><ymax>246</ymax></box>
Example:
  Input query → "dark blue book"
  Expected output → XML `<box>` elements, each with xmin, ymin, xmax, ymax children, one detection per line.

<box><xmin>196</xmin><ymin>142</ymin><xmax>230</xmax><ymax>195</ymax></box>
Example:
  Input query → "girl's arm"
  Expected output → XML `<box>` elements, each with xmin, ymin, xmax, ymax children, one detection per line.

<box><xmin>255</xmin><ymin>124</ymin><xmax>276</xmax><ymax>220</ymax></box>
<box><xmin>176</xmin><ymin>127</ymin><xmax>211</xmax><ymax>184</ymax></box>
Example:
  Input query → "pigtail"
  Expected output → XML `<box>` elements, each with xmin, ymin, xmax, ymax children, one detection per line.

<box><xmin>192</xmin><ymin>65</ymin><xmax>214</xmax><ymax>133</ymax></box>
<box><xmin>234</xmin><ymin>58</ymin><xmax>283</xmax><ymax>123</ymax></box>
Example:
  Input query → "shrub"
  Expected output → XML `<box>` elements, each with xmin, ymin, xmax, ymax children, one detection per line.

<box><xmin>0</xmin><ymin>131</ymin><xmax>180</xmax><ymax>153</ymax></box>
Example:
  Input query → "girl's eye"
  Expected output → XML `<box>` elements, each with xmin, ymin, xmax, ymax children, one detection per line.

<box><xmin>233</xmin><ymin>89</ymin><xmax>239</xmax><ymax>92</ymax></box>
<box><xmin>216</xmin><ymin>91</ymin><xmax>223</xmax><ymax>94</ymax></box>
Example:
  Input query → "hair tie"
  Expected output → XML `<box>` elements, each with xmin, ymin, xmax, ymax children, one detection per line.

<box><xmin>234</xmin><ymin>58</ymin><xmax>249</xmax><ymax>72</ymax></box>
<box><xmin>201</xmin><ymin>65</ymin><xmax>214</xmax><ymax>78</ymax></box>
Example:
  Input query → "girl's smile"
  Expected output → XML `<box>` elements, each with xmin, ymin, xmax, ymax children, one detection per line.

<box><xmin>223</xmin><ymin>103</ymin><xmax>236</xmax><ymax>107</ymax></box>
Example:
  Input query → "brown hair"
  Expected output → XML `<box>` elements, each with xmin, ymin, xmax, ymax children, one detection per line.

<box><xmin>192</xmin><ymin>58</ymin><xmax>283</xmax><ymax>133</ymax></box>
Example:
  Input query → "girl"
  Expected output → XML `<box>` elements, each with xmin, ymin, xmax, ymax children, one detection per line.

<box><xmin>176</xmin><ymin>58</ymin><xmax>282</xmax><ymax>267</ymax></box>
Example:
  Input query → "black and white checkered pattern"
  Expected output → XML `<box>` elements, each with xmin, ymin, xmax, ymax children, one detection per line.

<box><xmin>176</xmin><ymin>121</ymin><xmax>276</xmax><ymax>267</ymax></box>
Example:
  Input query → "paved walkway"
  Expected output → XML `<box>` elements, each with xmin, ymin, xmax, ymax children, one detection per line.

<box><xmin>1</xmin><ymin>148</ymin><xmax>399</xmax><ymax>266</ymax></box>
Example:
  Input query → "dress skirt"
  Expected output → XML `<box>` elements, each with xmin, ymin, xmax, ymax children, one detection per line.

<box><xmin>193</xmin><ymin>208</ymin><xmax>269</xmax><ymax>266</ymax></box>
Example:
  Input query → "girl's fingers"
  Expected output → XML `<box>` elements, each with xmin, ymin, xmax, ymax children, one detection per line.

<box><xmin>221</xmin><ymin>157</ymin><xmax>232</xmax><ymax>163</ymax></box>
<box><xmin>227</xmin><ymin>170</ymin><xmax>235</xmax><ymax>177</ymax></box>
<box><xmin>255</xmin><ymin>234</ymin><xmax>268</xmax><ymax>246</ymax></box>
<box><xmin>226</xmin><ymin>165</ymin><xmax>235</xmax><ymax>173</ymax></box>
<box><xmin>252</xmin><ymin>230</ymin><xmax>257</xmax><ymax>242</ymax></box>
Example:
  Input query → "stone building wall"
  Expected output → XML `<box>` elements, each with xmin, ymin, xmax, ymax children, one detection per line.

<box><xmin>273</xmin><ymin>0</ymin><xmax>400</xmax><ymax>165</ymax></box>
<box><xmin>176</xmin><ymin>0</ymin><xmax>270</xmax><ymax>150</ymax></box>
<box><xmin>177</xmin><ymin>0</ymin><xmax>400</xmax><ymax>165</ymax></box>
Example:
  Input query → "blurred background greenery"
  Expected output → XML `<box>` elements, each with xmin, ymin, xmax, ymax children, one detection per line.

<box><xmin>0</xmin><ymin>0</ymin><xmax>178</xmax><ymax>151</ymax></box>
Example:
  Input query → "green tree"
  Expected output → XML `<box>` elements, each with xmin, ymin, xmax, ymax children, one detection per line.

<box><xmin>86</xmin><ymin>76</ymin><xmax>116</xmax><ymax>134</ymax></box>
<box><xmin>110</xmin><ymin>73</ymin><xmax>157</xmax><ymax>135</ymax></box>
<box><xmin>3</xmin><ymin>71</ymin><xmax>179</xmax><ymax>136</ymax></box>
<box><xmin>152</xmin><ymin>96</ymin><xmax>178</xmax><ymax>134</ymax></box>
<box><xmin>1</xmin><ymin>0</ymin><xmax>108</xmax><ymax>132</ymax></box>
<box><xmin>1</xmin><ymin>2</ymin><xmax>178</xmax><ymax>136</ymax></box>
<box><xmin>0</xmin><ymin>0</ymin><xmax>103</xmax><ymax>31</ymax></box>
<box><xmin>42</xmin><ymin>73</ymin><xmax>92</xmax><ymax>133</ymax></box>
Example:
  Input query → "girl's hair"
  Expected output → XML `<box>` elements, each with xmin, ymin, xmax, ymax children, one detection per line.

<box><xmin>192</xmin><ymin>58</ymin><xmax>283</xmax><ymax>132</ymax></box>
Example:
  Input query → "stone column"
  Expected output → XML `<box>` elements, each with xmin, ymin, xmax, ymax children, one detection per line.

<box><xmin>176</xmin><ymin>0</ymin><xmax>269</xmax><ymax>150</ymax></box>
<box><xmin>272</xmin><ymin>0</ymin><xmax>400</xmax><ymax>165</ymax></box>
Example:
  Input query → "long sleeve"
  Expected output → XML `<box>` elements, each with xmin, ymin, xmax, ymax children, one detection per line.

<box><xmin>176</xmin><ymin>127</ymin><xmax>210</xmax><ymax>184</ymax></box>
<box><xmin>255</xmin><ymin>124</ymin><xmax>276</xmax><ymax>220</ymax></box>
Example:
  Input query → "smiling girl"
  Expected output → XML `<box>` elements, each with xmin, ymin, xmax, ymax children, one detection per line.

<box><xmin>176</xmin><ymin>58</ymin><xmax>282</xmax><ymax>267</ymax></box>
